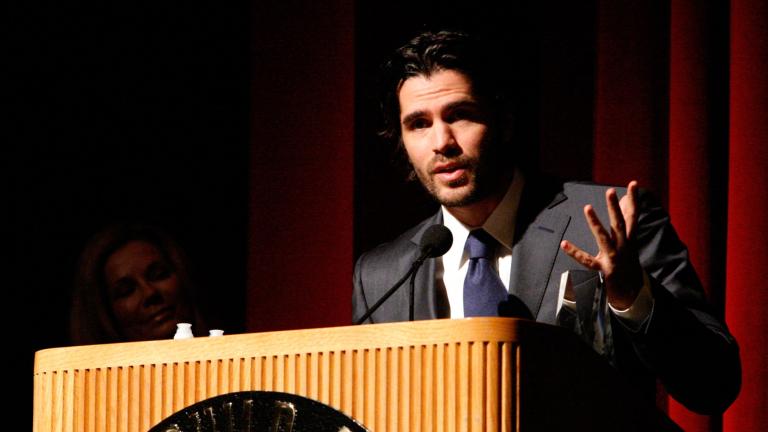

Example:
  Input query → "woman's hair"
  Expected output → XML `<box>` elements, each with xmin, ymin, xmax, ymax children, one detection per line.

<box><xmin>69</xmin><ymin>223</ymin><xmax>205</xmax><ymax>345</ymax></box>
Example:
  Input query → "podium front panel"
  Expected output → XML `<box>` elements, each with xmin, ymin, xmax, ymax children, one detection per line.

<box><xmin>35</xmin><ymin>318</ymin><xmax>538</xmax><ymax>432</ymax></box>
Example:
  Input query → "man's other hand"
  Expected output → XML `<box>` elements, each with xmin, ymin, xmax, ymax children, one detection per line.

<box><xmin>560</xmin><ymin>181</ymin><xmax>645</xmax><ymax>310</ymax></box>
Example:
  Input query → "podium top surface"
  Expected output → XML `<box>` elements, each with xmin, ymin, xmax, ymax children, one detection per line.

<box><xmin>35</xmin><ymin>317</ymin><xmax>561</xmax><ymax>373</ymax></box>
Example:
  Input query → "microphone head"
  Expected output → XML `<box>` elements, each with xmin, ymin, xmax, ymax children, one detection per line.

<box><xmin>420</xmin><ymin>224</ymin><xmax>453</xmax><ymax>258</ymax></box>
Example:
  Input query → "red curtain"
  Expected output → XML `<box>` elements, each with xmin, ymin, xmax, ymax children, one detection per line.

<box><xmin>247</xmin><ymin>0</ymin><xmax>354</xmax><ymax>332</ymax></box>
<box><xmin>595</xmin><ymin>1</ymin><xmax>768</xmax><ymax>430</ymax></box>
<box><xmin>667</xmin><ymin>1</ymin><xmax>729</xmax><ymax>430</ymax></box>
<box><xmin>724</xmin><ymin>0</ymin><xmax>768</xmax><ymax>430</ymax></box>
<box><xmin>246</xmin><ymin>1</ymin><xmax>767</xmax><ymax>429</ymax></box>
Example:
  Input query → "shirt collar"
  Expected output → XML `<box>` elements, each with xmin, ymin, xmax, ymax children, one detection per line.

<box><xmin>441</xmin><ymin>168</ymin><xmax>525</xmax><ymax>267</ymax></box>
<box><xmin>483</xmin><ymin>168</ymin><xmax>524</xmax><ymax>252</ymax></box>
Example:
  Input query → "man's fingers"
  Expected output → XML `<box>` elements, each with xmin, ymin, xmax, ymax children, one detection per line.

<box><xmin>584</xmin><ymin>204</ymin><xmax>614</xmax><ymax>253</ymax></box>
<box><xmin>561</xmin><ymin>240</ymin><xmax>601</xmax><ymax>270</ymax></box>
<box><xmin>606</xmin><ymin>188</ymin><xmax>627</xmax><ymax>246</ymax></box>
<box><xmin>619</xmin><ymin>180</ymin><xmax>639</xmax><ymax>238</ymax></box>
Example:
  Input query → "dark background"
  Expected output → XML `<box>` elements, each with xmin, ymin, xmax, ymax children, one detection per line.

<box><xmin>12</xmin><ymin>1</ymin><xmax>594</xmax><ymax>423</ymax></box>
<box><xmin>5</xmin><ymin>0</ymin><xmax>641</xmax><ymax>425</ymax></box>
<box><xmin>10</xmin><ymin>1</ymin><xmax>767</xmax><ymax>431</ymax></box>
<box><xmin>11</xmin><ymin>3</ymin><xmax>250</xmax><ymax>424</ymax></box>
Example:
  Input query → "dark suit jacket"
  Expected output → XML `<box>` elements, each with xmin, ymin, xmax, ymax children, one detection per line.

<box><xmin>353</xmin><ymin>178</ymin><xmax>740</xmax><ymax>414</ymax></box>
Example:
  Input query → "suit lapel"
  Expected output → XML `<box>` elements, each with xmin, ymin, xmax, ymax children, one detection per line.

<box><xmin>394</xmin><ymin>177</ymin><xmax>572</xmax><ymax>322</ymax></box>
<box><xmin>509</xmin><ymin>179</ymin><xmax>570</xmax><ymax>320</ymax></box>
<box><xmin>408</xmin><ymin>212</ymin><xmax>443</xmax><ymax>320</ymax></box>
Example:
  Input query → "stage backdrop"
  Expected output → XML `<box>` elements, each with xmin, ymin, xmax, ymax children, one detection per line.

<box><xmin>246</xmin><ymin>1</ymin><xmax>767</xmax><ymax>431</ymax></box>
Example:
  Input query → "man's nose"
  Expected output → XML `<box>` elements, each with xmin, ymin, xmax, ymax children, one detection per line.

<box><xmin>433</xmin><ymin>121</ymin><xmax>459</xmax><ymax>154</ymax></box>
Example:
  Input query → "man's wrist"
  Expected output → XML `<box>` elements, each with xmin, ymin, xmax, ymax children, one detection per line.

<box><xmin>610</xmin><ymin>271</ymin><xmax>654</xmax><ymax>328</ymax></box>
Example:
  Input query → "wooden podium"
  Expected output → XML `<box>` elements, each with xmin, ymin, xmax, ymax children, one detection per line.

<box><xmin>34</xmin><ymin>318</ymin><xmax>657</xmax><ymax>431</ymax></box>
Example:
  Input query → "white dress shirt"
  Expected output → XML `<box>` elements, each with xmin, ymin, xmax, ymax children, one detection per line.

<box><xmin>438</xmin><ymin>170</ymin><xmax>524</xmax><ymax>318</ymax></box>
<box><xmin>436</xmin><ymin>170</ymin><xmax>653</xmax><ymax>325</ymax></box>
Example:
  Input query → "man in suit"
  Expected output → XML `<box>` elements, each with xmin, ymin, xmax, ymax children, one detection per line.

<box><xmin>352</xmin><ymin>30</ymin><xmax>740</xmax><ymax>415</ymax></box>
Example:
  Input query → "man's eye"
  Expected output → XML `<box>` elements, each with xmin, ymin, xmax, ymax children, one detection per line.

<box><xmin>447</xmin><ymin>108</ymin><xmax>479</xmax><ymax>123</ymax></box>
<box><xmin>410</xmin><ymin>119</ymin><xmax>429</xmax><ymax>129</ymax></box>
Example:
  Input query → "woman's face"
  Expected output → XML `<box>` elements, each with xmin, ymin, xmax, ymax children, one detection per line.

<box><xmin>104</xmin><ymin>240</ymin><xmax>192</xmax><ymax>341</ymax></box>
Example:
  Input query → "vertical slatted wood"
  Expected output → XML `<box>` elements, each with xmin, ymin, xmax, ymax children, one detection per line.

<box><xmin>63</xmin><ymin>371</ymin><xmax>74</xmax><ymax>432</ymax></box>
<box><xmin>375</xmin><ymin>348</ymin><xmax>386</xmax><ymax>431</ymax></box>
<box><xmin>460</xmin><ymin>341</ymin><xmax>472</xmax><ymax>431</ymax></box>
<box><xmin>238</xmin><ymin>358</ymin><xmax>249</xmax><ymax>391</ymax></box>
<box><xmin>108</xmin><ymin>367</ymin><xmax>118</xmax><ymax>432</ymax></box>
<box><xmin>161</xmin><ymin>364</ymin><xmax>171</xmax><ymax>421</ymax></box>
<box><xmin>410</xmin><ymin>345</ymin><xmax>421</xmax><ymax>431</ymax></box>
<box><xmin>86</xmin><ymin>369</ymin><xmax>96</xmax><ymax>432</ymax></box>
<box><xmin>139</xmin><ymin>366</ymin><xmax>150</xmax><ymax>431</ymax></box>
<box><xmin>117</xmin><ymin>367</ymin><xmax>128</xmax><ymax>432</ymax></box>
<box><xmin>352</xmin><ymin>349</ymin><xmax>363</xmax><ymax>422</ymax></box>
<box><xmin>421</xmin><ymin>345</ymin><xmax>432</xmax><ymax>431</ymax></box>
<box><xmin>32</xmin><ymin>371</ymin><xmax>41</xmax><ymax>432</ymax></box>
<box><xmin>128</xmin><ymin>366</ymin><xmax>139</xmax><ymax>432</ymax></box>
<box><xmin>38</xmin><ymin>371</ymin><xmax>45</xmax><ymax>432</ymax></box>
<box><xmin>150</xmin><ymin>365</ymin><xmax>161</xmax><ymax>426</ymax></box>
<box><xmin>514</xmin><ymin>344</ymin><xmax>522</xmax><ymax>432</ymax></box>
<box><xmin>387</xmin><ymin>347</ymin><xmax>398</xmax><ymax>432</ymax></box>
<box><xmin>251</xmin><ymin>357</ymin><xmax>267</xmax><ymax>390</ymax></box>
<box><xmin>398</xmin><ymin>346</ymin><xmax>410</xmax><ymax>432</ymax></box>
<box><xmin>485</xmin><ymin>342</ymin><xmax>499</xmax><ymax>431</ymax></box>
<box><xmin>185</xmin><ymin>362</ymin><xmax>195</xmax><ymax>407</ymax></box>
<box><xmin>74</xmin><ymin>370</ymin><xmax>84</xmax><ymax>432</ymax></box>
<box><xmin>285</xmin><ymin>354</ymin><xmax>296</xmax><ymax>394</ymax></box>
<box><xmin>208</xmin><ymin>360</ymin><xmax>219</xmax><ymax>399</ymax></box>
<box><xmin>281</xmin><ymin>355</ymin><xmax>290</xmax><ymax>392</ymax></box>
<box><xmin>222</xmin><ymin>359</ymin><xmax>231</xmax><ymax>394</ymax></box>
<box><xmin>35</xmin><ymin>319</ymin><xmax>539</xmax><ymax>432</ymax></box>
<box><xmin>171</xmin><ymin>365</ymin><xmax>178</xmax><ymax>424</ymax></box>
<box><xmin>311</xmin><ymin>352</ymin><xmax>321</xmax><ymax>401</ymax></box>
<box><xmin>195</xmin><ymin>361</ymin><xmax>206</xmax><ymax>402</ymax></box>
<box><xmin>96</xmin><ymin>369</ymin><xmax>107</xmax><ymax>432</ymax></box>
<box><xmin>231</xmin><ymin>358</ymin><xmax>241</xmax><ymax>392</ymax></box>
<box><xmin>341</xmin><ymin>350</ymin><xmax>352</xmax><ymax>414</ymax></box>
<box><xmin>314</xmin><ymin>352</ymin><xmax>320</xmax><ymax>399</ymax></box>
<box><xmin>320</xmin><ymin>351</ymin><xmax>331</xmax><ymax>404</ymax></box>
<box><xmin>362</xmin><ymin>349</ymin><xmax>374</xmax><ymax>426</ymax></box>
<box><xmin>502</xmin><ymin>342</ymin><xmax>514</xmax><ymax>432</ymax></box>
<box><xmin>470</xmin><ymin>342</ymin><xmax>485</xmax><ymax>431</ymax></box>
<box><xmin>263</xmin><ymin>357</ymin><xmax>272</xmax><ymax>391</ymax></box>
<box><xmin>51</xmin><ymin>371</ymin><xmax>63</xmax><ymax>432</ymax></box>
<box><xmin>446</xmin><ymin>342</ymin><xmax>457</xmax><ymax>432</ymax></box>
<box><xmin>433</xmin><ymin>343</ymin><xmax>443</xmax><ymax>432</ymax></box>
<box><xmin>295</xmin><ymin>353</ymin><xmax>306</xmax><ymax>396</ymax></box>
<box><xmin>328</xmin><ymin>352</ymin><xmax>336</xmax><ymax>407</ymax></box>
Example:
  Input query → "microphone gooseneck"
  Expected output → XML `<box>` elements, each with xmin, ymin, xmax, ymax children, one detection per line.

<box><xmin>356</xmin><ymin>224</ymin><xmax>453</xmax><ymax>325</ymax></box>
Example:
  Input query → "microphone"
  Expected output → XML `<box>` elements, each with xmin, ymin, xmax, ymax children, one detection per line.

<box><xmin>418</xmin><ymin>224</ymin><xmax>453</xmax><ymax>261</ymax></box>
<box><xmin>355</xmin><ymin>225</ymin><xmax>452</xmax><ymax>325</ymax></box>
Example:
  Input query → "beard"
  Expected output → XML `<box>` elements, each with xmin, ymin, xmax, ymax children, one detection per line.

<box><xmin>412</xmin><ymin>151</ymin><xmax>505</xmax><ymax>208</ymax></box>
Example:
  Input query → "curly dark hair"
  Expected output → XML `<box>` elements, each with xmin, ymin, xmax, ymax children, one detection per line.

<box><xmin>378</xmin><ymin>30</ymin><xmax>512</xmax><ymax>148</ymax></box>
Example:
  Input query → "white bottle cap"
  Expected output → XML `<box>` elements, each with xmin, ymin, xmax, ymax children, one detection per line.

<box><xmin>173</xmin><ymin>322</ymin><xmax>194</xmax><ymax>340</ymax></box>
<box><xmin>209</xmin><ymin>329</ymin><xmax>224</xmax><ymax>337</ymax></box>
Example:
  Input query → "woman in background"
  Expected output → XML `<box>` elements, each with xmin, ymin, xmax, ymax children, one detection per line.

<box><xmin>70</xmin><ymin>223</ymin><xmax>207</xmax><ymax>344</ymax></box>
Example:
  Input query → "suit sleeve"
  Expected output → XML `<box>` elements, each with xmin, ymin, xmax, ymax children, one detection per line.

<box><xmin>352</xmin><ymin>253</ymin><xmax>373</xmax><ymax>324</ymax></box>
<box><xmin>618</xmin><ymin>190</ymin><xmax>741</xmax><ymax>414</ymax></box>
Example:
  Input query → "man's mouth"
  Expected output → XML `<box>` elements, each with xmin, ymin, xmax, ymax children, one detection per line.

<box><xmin>432</xmin><ymin>162</ymin><xmax>468</xmax><ymax>183</ymax></box>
